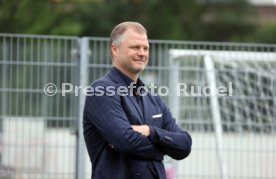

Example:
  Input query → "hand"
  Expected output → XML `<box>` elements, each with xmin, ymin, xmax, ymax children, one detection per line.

<box><xmin>131</xmin><ymin>125</ymin><xmax>150</xmax><ymax>137</ymax></box>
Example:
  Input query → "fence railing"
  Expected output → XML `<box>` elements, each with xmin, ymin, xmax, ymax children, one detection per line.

<box><xmin>0</xmin><ymin>33</ymin><xmax>275</xmax><ymax>179</ymax></box>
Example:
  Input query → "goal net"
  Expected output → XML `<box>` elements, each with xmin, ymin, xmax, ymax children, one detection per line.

<box><xmin>168</xmin><ymin>49</ymin><xmax>276</xmax><ymax>178</ymax></box>
<box><xmin>169</xmin><ymin>50</ymin><xmax>276</xmax><ymax>134</ymax></box>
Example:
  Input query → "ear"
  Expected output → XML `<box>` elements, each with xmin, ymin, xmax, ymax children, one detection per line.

<box><xmin>111</xmin><ymin>44</ymin><xmax>119</xmax><ymax>58</ymax></box>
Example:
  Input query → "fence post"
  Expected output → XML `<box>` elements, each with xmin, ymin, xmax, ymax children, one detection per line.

<box><xmin>75</xmin><ymin>37</ymin><xmax>89</xmax><ymax>179</ymax></box>
<box><xmin>204</xmin><ymin>55</ymin><xmax>228</xmax><ymax>179</ymax></box>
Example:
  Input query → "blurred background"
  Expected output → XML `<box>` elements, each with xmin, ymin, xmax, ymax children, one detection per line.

<box><xmin>0</xmin><ymin>0</ymin><xmax>276</xmax><ymax>179</ymax></box>
<box><xmin>1</xmin><ymin>0</ymin><xmax>276</xmax><ymax>43</ymax></box>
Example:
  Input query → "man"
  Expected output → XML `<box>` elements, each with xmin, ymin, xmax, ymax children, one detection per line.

<box><xmin>83</xmin><ymin>21</ymin><xmax>192</xmax><ymax>179</ymax></box>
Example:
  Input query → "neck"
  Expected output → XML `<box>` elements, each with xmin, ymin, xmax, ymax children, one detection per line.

<box><xmin>113</xmin><ymin>65</ymin><xmax>138</xmax><ymax>82</ymax></box>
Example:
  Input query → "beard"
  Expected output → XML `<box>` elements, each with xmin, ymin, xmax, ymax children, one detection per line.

<box><xmin>126</xmin><ymin>60</ymin><xmax>147</xmax><ymax>74</ymax></box>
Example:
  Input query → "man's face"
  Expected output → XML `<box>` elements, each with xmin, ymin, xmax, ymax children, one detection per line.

<box><xmin>112</xmin><ymin>29</ymin><xmax>149</xmax><ymax>77</ymax></box>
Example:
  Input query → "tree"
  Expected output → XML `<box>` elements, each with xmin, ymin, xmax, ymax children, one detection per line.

<box><xmin>1</xmin><ymin>0</ymin><xmax>276</xmax><ymax>43</ymax></box>
<box><xmin>0</xmin><ymin>0</ymin><xmax>83</xmax><ymax>35</ymax></box>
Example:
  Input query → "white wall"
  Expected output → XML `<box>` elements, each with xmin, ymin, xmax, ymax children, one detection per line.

<box><xmin>177</xmin><ymin>133</ymin><xmax>276</xmax><ymax>179</ymax></box>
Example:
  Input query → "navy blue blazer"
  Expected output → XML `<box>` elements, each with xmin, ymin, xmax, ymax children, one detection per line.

<box><xmin>83</xmin><ymin>68</ymin><xmax>192</xmax><ymax>179</ymax></box>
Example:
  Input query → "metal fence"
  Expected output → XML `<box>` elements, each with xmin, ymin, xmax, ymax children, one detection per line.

<box><xmin>0</xmin><ymin>34</ymin><xmax>275</xmax><ymax>179</ymax></box>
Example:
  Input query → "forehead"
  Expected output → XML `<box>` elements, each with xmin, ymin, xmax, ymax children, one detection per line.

<box><xmin>123</xmin><ymin>29</ymin><xmax>149</xmax><ymax>45</ymax></box>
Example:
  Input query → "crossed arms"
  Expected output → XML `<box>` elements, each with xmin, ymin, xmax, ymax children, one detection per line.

<box><xmin>84</xmin><ymin>81</ymin><xmax>192</xmax><ymax>161</ymax></box>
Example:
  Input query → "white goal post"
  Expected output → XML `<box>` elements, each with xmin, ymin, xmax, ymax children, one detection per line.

<box><xmin>168</xmin><ymin>49</ymin><xmax>276</xmax><ymax>179</ymax></box>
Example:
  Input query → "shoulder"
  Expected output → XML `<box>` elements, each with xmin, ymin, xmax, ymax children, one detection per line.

<box><xmin>90</xmin><ymin>74</ymin><xmax>116</xmax><ymax>88</ymax></box>
<box><xmin>86</xmin><ymin>74</ymin><xmax>121</xmax><ymax>98</ymax></box>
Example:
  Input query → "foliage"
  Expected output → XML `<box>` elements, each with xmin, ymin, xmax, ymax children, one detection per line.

<box><xmin>0</xmin><ymin>0</ymin><xmax>276</xmax><ymax>43</ymax></box>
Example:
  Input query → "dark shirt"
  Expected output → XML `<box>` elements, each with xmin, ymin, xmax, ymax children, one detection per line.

<box><xmin>114</xmin><ymin>67</ymin><xmax>144</xmax><ymax>114</ymax></box>
<box><xmin>114</xmin><ymin>67</ymin><xmax>158</xmax><ymax>178</ymax></box>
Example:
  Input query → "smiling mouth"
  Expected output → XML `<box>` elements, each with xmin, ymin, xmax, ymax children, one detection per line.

<box><xmin>133</xmin><ymin>59</ymin><xmax>145</xmax><ymax>63</ymax></box>
<box><xmin>134</xmin><ymin>61</ymin><xmax>145</xmax><ymax>65</ymax></box>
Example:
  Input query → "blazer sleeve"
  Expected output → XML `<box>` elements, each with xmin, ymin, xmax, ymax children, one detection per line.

<box><xmin>148</xmin><ymin>96</ymin><xmax>192</xmax><ymax>160</ymax></box>
<box><xmin>84</xmin><ymin>81</ymin><xmax>163</xmax><ymax>161</ymax></box>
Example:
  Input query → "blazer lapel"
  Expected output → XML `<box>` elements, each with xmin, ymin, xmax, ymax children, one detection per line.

<box><xmin>141</xmin><ymin>95</ymin><xmax>154</xmax><ymax>126</ymax></box>
<box><xmin>107</xmin><ymin>68</ymin><xmax>144</xmax><ymax>122</ymax></box>
<box><xmin>126</xmin><ymin>95</ymin><xmax>144</xmax><ymax>122</ymax></box>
